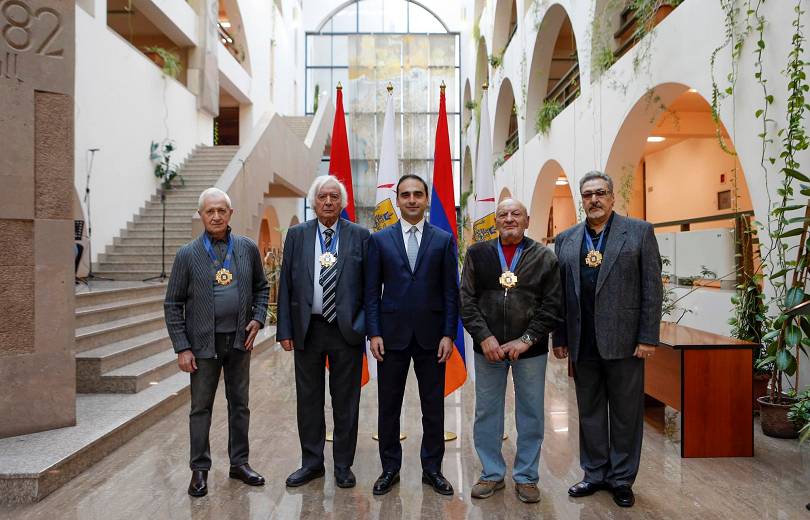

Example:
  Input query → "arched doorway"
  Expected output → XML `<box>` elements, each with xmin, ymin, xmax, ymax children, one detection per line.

<box><xmin>492</xmin><ymin>78</ymin><xmax>517</xmax><ymax>161</ymax></box>
<box><xmin>606</xmin><ymin>83</ymin><xmax>755</xmax><ymax>288</ymax></box>
<box><xmin>498</xmin><ymin>187</ymin><xmax>512</xmax><ymax>202</ymax></box>
<box><xmin>528</xmin><ymin>159</ymin><xmax>575</xmax><ymax>243</ymax></box>
<box><xmin>525</xmin><ymin>4</ymin><xmax>580</xmax><ymax>139</ymax></box>
<box><xmin>492</xmin><ymin>0</ymin><xmax>518</xmax><ymax>55</ymax></box>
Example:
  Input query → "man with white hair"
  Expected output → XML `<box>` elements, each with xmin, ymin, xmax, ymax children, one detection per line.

<box><xmin>164</xmin><ymin>187</ymin><xmax>269</xmax><ymax>497</ymax></box>
<box><xmin>277</xmin><ymin>175</ymin><xmax>371</xmax><ymax>489</ymax></box>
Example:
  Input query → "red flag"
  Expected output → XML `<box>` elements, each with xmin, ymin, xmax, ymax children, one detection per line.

<box><xmin>329</xmin><ymin>84</ymin><xmax>356</xmax><ymax>222</ymax></box>
<box><xmin>325</xmin><ymin>84</ymin><xmax>368</xmax><ymax>385</ymax></box>
<box><xmin>429</xmin><ymin>83</ymin><xmax>467</xmax><ymax>396</ymax></box>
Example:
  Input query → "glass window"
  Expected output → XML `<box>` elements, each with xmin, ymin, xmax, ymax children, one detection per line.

<box><xmin>332</xmin><ymin>36</ymin><xmax>349</xmax><ymax>66</ymax></box>
<box><xmin>408</xmin><ymin>3</ymin><xmax>445</xmax><ymax>33</ymax></box>
<box><xmin>307</xmin><ymin>68</ymin><xmax>332</xmax><ymax>113</ymax></box>
<box><xmin>330</xmin><ymin>2</ymin><xmax>357</xmax><ymax>32</ymax></box>
<box><xmin>308</xmin><ymin>35</ymin><xmax>332</xmax><ymax>67</ymax></box>
<box><xmin>383</xmin><ymin>0</ymin><xmax>408</xmax><ymax>32</ymax></box>
<box><xmin>358</xmin><ymin>0</ymin><xmax>384</xmax><ymax>33</ymax></box>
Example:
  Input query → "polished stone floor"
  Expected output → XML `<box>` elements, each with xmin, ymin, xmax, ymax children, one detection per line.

<box><xmin>2</xmin><ymin>345</ymin><xmax>809</xmax><ymax>519</ymax></box>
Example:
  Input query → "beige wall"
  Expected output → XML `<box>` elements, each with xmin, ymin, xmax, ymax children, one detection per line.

<box><xmin>645</xmin><ymin>138</ymin><xmax>752</xmax><ymax>226</ymax></box>
<box><xmin>551</xmin><ymin>184</ymin><xmax>576</xmax><ymax>237</ymax></box>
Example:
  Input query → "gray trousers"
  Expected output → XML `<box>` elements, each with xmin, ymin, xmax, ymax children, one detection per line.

<box><xmin>189</xmin><ymin>332</ymin><xmax>251</xmax><ymax>470</ymax></box>
<box><xmin>574</xmin><ymin>356</ymin><xmax>644</xmax><ymax>487</ymax></box>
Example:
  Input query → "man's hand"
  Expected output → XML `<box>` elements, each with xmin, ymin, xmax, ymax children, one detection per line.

<box><xmin>552</xmin><ymin>346</ymin><xmax>569</xmax><ymax>360</ymax></box>
<box><xmin>480</xmin><ymin>336</ymin><xmax>504</xmax><ymax>362</ymax></box>
<box><xmin>244</xmin><ymin>320</ymin><xmax>262</xmax><ymax>351</ymax></box>
<box><xmin>370</xmin><ymin>336</ymin><xmax>385</xmax><ymax>362</ymax></box>
<box><xmin>280</xmin><ymin>339</ymin><xmax>294</xmax><ymax>351</ymax></box>
<box><xmin>501</xmin><ymin>339</ymin><xmax>529</xmax><ymax>361</ymax></box>
<box><xmin>634</xmin><ymin>343</ymin><xmax>656</xmax><ymax>359</ymax></box>
<box><xmin>437</xmin><ymin>336</ymin><xmax>453</xmax><ymax>363</ymax></box>
<box><xmin>177</xmin><ymin>350</ymin><xmax>197</xmax><ymax>373</ymax></box>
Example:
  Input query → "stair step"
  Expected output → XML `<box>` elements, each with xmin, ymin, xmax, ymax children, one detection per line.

<box><xmin>75</xmin><ymin>311</ymin><xmax>165</xmax><ymax>352</ymax></box>
<box><xmin>75</xmin><ymin>294</ymin><xmax>165</xmax><ymax>327</ymax></box>
<box><xmin>76</xmin><ymin>329</ymin><xmax>171</xmax><ymax>384</ymax></box>
<box><xmin>120</xmin><ymin>229</ymin><xmax>191</xmax><ymax>239</ymax></box>
<box><xmin>91</xmin><ymin>271</ymin><xmax>173</xmax><ymax>281</ymax></box>
<box><xmin>91</xmin><ymin>350</ymin><xmax>179</xmax><ymax>393</ymax></box>
<box><xmin>75</xmin><ymin>283</ymin><xmax>166</xmax><ymax>307</ymax></box>
<box><xmin>112</xmin><ymin>237</ymin><xmax>189</xmax><ymax>247</ymax></box>
<box><xmin>133</xmin><ymin>214</ymin><xmax>194</xmax><ymax>224</ymax></box>
<box><xmin>106</xmin><ymin>244</ymin><xmax>185</xmax><ymax>255</ymax></box>
<box><xmin>140</xmin><ymin>206</ymin><xmax>200</xmax><ymax>216</ymax></box>
<box><xmin>94</xmin><ymin>262</ymin><xmax>174</xmax><ymax>273</ymax></box>
<box><xmin>125</xmin><ymin>222</ymin><xmax>192</xmax><ymax>232</ymax></box>
<box><xmin>96</xmin><ymin>257</ymin><xmax>177</xmax><ymax>267</ymax></box>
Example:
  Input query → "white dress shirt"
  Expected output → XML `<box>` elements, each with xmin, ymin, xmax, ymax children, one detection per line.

<box><xmin>312</xmin><ymin>220</ymin><xmax>339</xmax><ymax>315</ymax></box>
<box><xmin>400</xmin><ymin>218</ymin><xmax>425</xmax><ymax>248</ymax></box>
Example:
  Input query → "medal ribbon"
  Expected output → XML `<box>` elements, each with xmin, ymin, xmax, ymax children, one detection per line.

<box><xmin>497</xmin><ymin>239</ymin><xmax>525</xmax><ymax>273</ymax></box>
<box><xmin>317</xmin><ymin>220</ymin><xmax>340</xmax><ymax>256</ymax></box>
<box><xmin>584</xmin><ymin>227</ymin><xmax>606</xmax><ymax>255</ymax></box>
<box><xmin>203</xmin><ymin>233</ymin><xmax>234</xmax><ymax>271</ymax></box>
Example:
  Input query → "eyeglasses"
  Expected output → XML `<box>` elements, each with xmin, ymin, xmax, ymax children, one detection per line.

<box><xmin>581</xmin><ymin>189</ymin><xmax>611</xmax><ymax>199</ymax></box>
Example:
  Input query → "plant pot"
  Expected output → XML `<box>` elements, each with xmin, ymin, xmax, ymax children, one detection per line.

<box><xmin>752</xmin><ymin>373</ymin><xmax>769</xmax><ymax>411</ymax></box>
<box><xmin>757</xmin><ymin>396</ymin><xmax>798</xmax><ymax>438</ymax></box>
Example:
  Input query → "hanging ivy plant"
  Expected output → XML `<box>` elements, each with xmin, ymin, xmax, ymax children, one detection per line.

<box><xmin>535</xmin><ymin>99</ymin><xmax>562</xmax><ymax>135</ymax></box>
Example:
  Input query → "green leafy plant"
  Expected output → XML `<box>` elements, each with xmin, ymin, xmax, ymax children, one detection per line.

<box><xmin>472</xmin><ymin>17</ymin><xmax>480</xmax><ymax>42</ymax></box>
<box><xmin>145</xmin><ymin>46</ymin><xmax>182</xmax><ymax>79</ymax></box>
<box><xmin>592</xmin><ymin>45</ymin><xmax>616</xmax><ymax>76</ymax></box>
<box><xmin>313</xmin><ymin>84</ymin><xmax>320</xmax><ymax>113</ymax></box>
<box><xmin>535</xmin><ymin>99</ymin><xmax>562</xmax><ymax>135</ymax></box>
<box><xmin>150</xmin><ymin>140</ymin><xmax>184</xmax><ymax>189</ymax></box>
<box><xmin>700</xmin><ymin>265</ymin><xmax>718</xmax><ymax>279</ymax></box>
<box><xmin>489</xmin><ymin>51</ymin><xmax>503</xmax><ymax>69</ymax></box>
<box><xmin>788</xmin><ymin>388</ymin><xmax>810</xmax><ymax>443</ymax></box>
<box><xmin>465</xmin><ymin>100</ymin><xmax>478</xmax><ymax>111</ymax></box>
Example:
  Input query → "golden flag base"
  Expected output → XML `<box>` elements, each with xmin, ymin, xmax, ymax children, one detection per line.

<box><xmin>503</xmin><ymin>433</ymin><xmax>509</xmax><ymax>440</ymax></box>
<box><xmin>326</xmin><ymin>431</ymin><xmax>333</xmax><ymax>442</ymax></box>
<box><xmin>443</xmin><ymin>431</ymin><xmax>458</xmax><ymax>441</ymax></box>
<box><xmin>372</xmin><ymin>432</ymin><xmax>407</xmax><ymax>441</ymax></box>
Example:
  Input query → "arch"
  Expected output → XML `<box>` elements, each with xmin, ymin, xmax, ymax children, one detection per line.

<box><xmin>528</xmin><ymin>159</ymin><xmax>576</xmax><ymax>241</ymax></box>
<box><xmin>463</xmin><ymin>80</ymin><xmax>472</xmax><ymax>129</ymax></box>
<box><xmin>605</xmin><ymin>83</ymin><xmax>756</xmax><ymax>281</ymax></box>
<box><xmin>315</xmin><ymin>0</ymin><xmax>451</xmax><ymax>33</ymax></box>
<box><xmin>222</xmin><ymin>0</ymin><xmax>252</xmax><ymax>73</ymax></box>
<box><xmin>474</xmin><ymin>37</ymin><xmax>489</xmax><ymax>103</ymax></box>
<box><xmin>474</xmin><ymin>0</ymin><xmax>485</xmax><ymax>22</ymax></box>
<box><xmin>258</xmin><ymin>205</ymin><xmax>282</xmax><ymax>256</ymax></box>
<box><xmin>492</xmin><ymin>0</ymin><xmax>517</xmax><ymax>54</ymax></box>
<box><xmin>289</xmin><ymin>215</ymin><xmax>301</xmax><ymax>227</ymax></box>
<box><xmin>498</xmin><ymin>187</ymin><xmax>512</xmax><ymax>202</ymax></box>
<box><xmin>492</xmin><ymin>77</ymin><xmax>517</xmax><ymax>155</ymax></box>
<box><xmin>462</xmin><ymin>146</ymin><xmax>474</xmax><ymax>195</ymax></box>
<box><xmin>525</xmin><ymin>3</ymin><xmax>580</xmax><ymax>139</ymax></box>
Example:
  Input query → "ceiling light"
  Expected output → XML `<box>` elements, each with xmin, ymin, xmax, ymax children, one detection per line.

<box><xmin>555</xmin><ymin>177</ymin><xmax>568</xmax><ymax>185</ymax></box>
<box><xmin>687</xmin><ymin>88</ymin><xmax>698</xmax><ymax>93</ymax></box>
<box><xmin>647</xmin><ymin>136</ymin><xmax>666</xmax><ymax>143</ymax></box>
<box><xmin>221</xmin><ymin>21</ymin><xmax>231</xmax><ymax>28</ymax></box>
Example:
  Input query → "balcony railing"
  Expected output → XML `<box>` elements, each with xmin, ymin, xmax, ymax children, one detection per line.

<box><xmin>545</xmin><ymin>61</ymin><xmax>580</xmax><ymax>108</ymax></box>
<box><xmin>613</xmin><ymin>2</ymin><xmax>677</xmax><ymax>62</ymax></box>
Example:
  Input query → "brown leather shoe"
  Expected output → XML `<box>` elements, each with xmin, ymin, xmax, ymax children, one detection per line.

<box><xmin>515</xmin><ymin>482</ymin><xmax>541</xmax><ymax>503</ymax></box>
<box><xmin>470</xmin><ymin>479</ymin><xmax>505</xmax><ymax>499</ymax></box>
<box><xmin>188</xmin><ymin>470</ymin><xmax>208</xmax><ymax>497</ymax></box>
<box><xmin>229</xmin><ymin>463</ymin><xmax>265</xmax><ymax>486</ymax></box>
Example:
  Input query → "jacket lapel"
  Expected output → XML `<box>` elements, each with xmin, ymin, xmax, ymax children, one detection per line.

<box><xmin>595</xmin><ymin>213</ymin><xmax>628</xmax><ymax>294</ymax></box>
<box><xmin>567</xmin><ymin>223</ymin><xmax>585</xmax><ymax>298</ymax></box>
<box><xmin>334</xmin><ymin>218</ymin><xmax>351</xmax><ymax>283</ymax></box>
<box><xmin>304</xmin><ymin>219</ymin><xmax>317</xmax><ymax>284</ymax></box>
<box><xmin>389</xmin><ymin>221</ymin><xmax>411</xmax><ymax>272</ymax></box>
<box><xmin>413</xmin><ymin>221</ymin><xmax>435</xmax><ymax>274</ymax></box>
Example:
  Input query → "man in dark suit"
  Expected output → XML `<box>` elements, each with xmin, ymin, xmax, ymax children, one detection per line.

<box><xmin>165</xmin><ymin>187</ymin><xmax>269</xmax><ymax>497</ymax></box>
<box><xmin>365</xmin><ymin>174</ymin><xmax>460</xmax><ymax>496</ymax></box>
<box><xmin>552</xmin><ymin>171</ymin><xmax>662</xmax><ymax>508</ymax></box>
<box><xmin>277</xmin><ymin>175</ymin><xmax>370</xmax><ymax>489</ymax></box>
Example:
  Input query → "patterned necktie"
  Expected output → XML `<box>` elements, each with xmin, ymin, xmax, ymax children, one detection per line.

<box><xmin>407</xmin><ymin>226</ymin><xmax>419</xmax><ymax>271</ymax></box>
<box><xmin>320</xmin><ymin>228</ymin><xmax>337</xmax><ymax>323</ymax></box>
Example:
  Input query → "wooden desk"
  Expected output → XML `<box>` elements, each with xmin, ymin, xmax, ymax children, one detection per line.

<box><xmin>645</xmin><ymin>322</ymin><xmax>758</xmax><ymax>458</ymax></box>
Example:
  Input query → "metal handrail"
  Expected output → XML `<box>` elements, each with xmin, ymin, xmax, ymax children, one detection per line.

<box><xmin>545</xmin><ymin>62</ymin><xmax>580</xmax><ymax>106</ymax></box>
<box><xmin>652</xmin><ymin>210</ymin><xmax>755</xmax><ymax>230</ymax></box>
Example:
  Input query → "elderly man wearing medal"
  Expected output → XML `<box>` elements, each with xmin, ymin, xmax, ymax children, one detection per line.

<box><xmin>552</xmin><ymin>171</ymin><xmax>662</xmax><ymax>508</ymax></box>
<box><xmin>277</xmin><ymin>175</ymin><xmax>371</xmax><ymax>490</ymax></box>
<box><xmin>164</xmin><ymin>187</ymin><xmax>269</xmax><ymax>497</ymax></box>
<box><xmin>460</xmin><ymin>198</ymin><xmax>563</xmax><ymax>504</ymax></box>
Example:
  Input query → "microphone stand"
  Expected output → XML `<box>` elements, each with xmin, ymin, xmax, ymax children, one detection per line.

<box><xmin>144</xmin><ymin>165</ymin><xmax>170</xmax><ymax>283</ymax></box>
<box><xmin>80</xmin><ymin>148</ymin><xmax>112</xmax><ymax>284</ymax></box>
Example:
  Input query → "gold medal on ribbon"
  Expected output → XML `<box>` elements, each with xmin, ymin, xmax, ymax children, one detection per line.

<box><xmin>499</xmin><ymin>271</ymin><xmax>518</xmax><ymax>289</ymax></box>
<box><xmin>319</xmin><ymin>252</ymin><xmax>337</xmax><ymax>268</ymax></box>
<box><xmin>215</xmin><ymin>268</ymin><xmax>233</xmax><ymax>286</ymax></box>
<box><xmin>585</xmin><ymin>250</ymin><xmax>603</xmax><ymax>268</ymax></box>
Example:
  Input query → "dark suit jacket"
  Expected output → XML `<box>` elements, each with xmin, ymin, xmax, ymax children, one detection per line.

<box><xmin>552</xmin><ymin>213</ymin><xmax>662</xmax><ymax>361</ymax></box>
<box><xmin>164</xmin><ymin>232</ymin><xmax>269</xmax><ymax>359</ymax></box>
<box><xmin>365</xmin><ymin>220</ymin><xmax>459</xmax><ymax>351</ymax></box>
<box><xmin>276</xmin><ymin>218</ymin><xmax>370</xmax><ymax>349</ymax></box>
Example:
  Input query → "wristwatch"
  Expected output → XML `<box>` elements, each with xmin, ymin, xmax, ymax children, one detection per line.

<box><xmin>520</xmin><ymin>333</ymin><xmax>536</xmax><ymax>346</ymax></box>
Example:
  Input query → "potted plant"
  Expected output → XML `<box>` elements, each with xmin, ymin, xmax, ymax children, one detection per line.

<box><xmin>692</xmin><ymin>265</ymin><xmax>719</xmax><ymax>288</ymax></box>
<box><xmin>150</xmin><ymin>140</ymin><xmax>184</xmax><ymax>189</ymax></box>
<box><xmin>788</xmin><ymin>388</ymin><xmax>810</xmax><ymax>442</ymax></box>
<box><xmin>535</xmin><ymin>99</ymin><xmax>563</xmax><ymax>135</ymax></box>
<box><xmin>144</xmin><ymin>46</ymin><xmax>182</xmax><ymax>79</ymax></box>
<box><xmin>729</xmin><ymin>272</ymin><xmax>770</xmax><ymax>410</ymax></box>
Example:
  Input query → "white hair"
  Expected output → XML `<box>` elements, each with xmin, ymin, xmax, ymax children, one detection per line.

<box><xmin>307</xmin><ymin>175</ymin><xmax>348</xmax><ymax>210</ymax></box>
<box><xmin>198</xmin><ymin>187</ymin><xmax>232</xmax><ymax>211</ymax></box>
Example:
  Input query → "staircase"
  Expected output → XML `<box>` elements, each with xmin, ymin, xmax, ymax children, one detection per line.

<box><xmin>93</xmin><ymin>145</ymin><xmax>239</xmax><ymax>281</ymax></box>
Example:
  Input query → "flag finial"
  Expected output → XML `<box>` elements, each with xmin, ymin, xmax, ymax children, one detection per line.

<box><xmin>440</xmin><ymin>80</ymin><xmax>446</xmax><ymax>92</ymax></box>
<box><xmin>387</xmin><ymin>82</ymin><xmax>394</xmax><ymax>93</ymax></box>
<box><xmin>337</xmin><ymin>82</ymin><xmax>343</xmax><ymax>91</ymax></box>
<box><xmin>482</xmin><ymin>81</ymin><xmax>489</xmax><ymax>91</ymax></box>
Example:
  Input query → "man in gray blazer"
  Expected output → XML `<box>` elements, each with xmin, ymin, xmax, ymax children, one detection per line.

<box><xmin>164</xmin><ymin>187</ymin><xmax>269</xmax><ymax>497</ymax></box>
<box><xmin>277</xmin><ymin>175</ymin><xmax>370</xmax><ymax>489</ymax></box>
<box><xmin>552</xmin><ymin>171</ymin><xmax>662</xmax><ymax>508</ymax></box>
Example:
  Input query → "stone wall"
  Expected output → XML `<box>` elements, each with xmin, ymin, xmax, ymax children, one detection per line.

<box><xmin>0</xmin><ymin>0</ymin><xmax>76</xmax><ymax>438</ymax></box>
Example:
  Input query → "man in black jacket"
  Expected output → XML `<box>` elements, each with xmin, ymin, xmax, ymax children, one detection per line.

<box><xmin>460</xmin><ymin>198</ymin><xmax>563</xmax><ymax>504</ymax></box>
<box><xmin>165</xmin><ymin>187</ymin><xmax>269</xmax><ymax>497</ymax></box>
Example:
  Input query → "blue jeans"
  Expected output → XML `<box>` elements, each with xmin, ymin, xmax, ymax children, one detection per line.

<box><xmin>473</xmin><ymin>351</ymin><xmax>547</xmax><ymax>484</ymax></box>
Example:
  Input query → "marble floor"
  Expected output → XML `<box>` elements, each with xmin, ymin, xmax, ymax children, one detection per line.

<box><xmin>2</xmin><ymin>345</ymin><xmax>809</xmax><ymax>519</ymax></box>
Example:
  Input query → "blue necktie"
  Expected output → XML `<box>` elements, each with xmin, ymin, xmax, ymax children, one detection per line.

<box><xmin>320</xmin><ymin>229</ymin><xmax>337</xmax><ymax>323</ymax></box>
<box><xmin>407</xmin><ymin>227</ymin><xmax>419</xmax><ymax>271</ymax></box>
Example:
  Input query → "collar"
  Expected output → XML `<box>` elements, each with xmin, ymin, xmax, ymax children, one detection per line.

<box><xmin>206</xmin><ymin>226</ymin><xmax>232</xmax><ymax>243</ymax></box>
<box><xmin>317</xmin><ymin>218</ymin><xmax>339</xmax><ymax>234</ymax></box>
<box><xmin>586</xmin><ymin>211</ymin><xmax>615</xmax><ymax>235</ymax></box>
<box><xmin>401</xmin><ymin>218</ymin><xmax>425</xmax><ymax>235</ymax></box>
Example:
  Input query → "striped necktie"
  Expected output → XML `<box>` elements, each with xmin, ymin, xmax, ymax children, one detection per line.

<box><xmin>320</xmin><ymin>228</ymin><xmax>337</xmax><ymax>323</ymax></box>
<box><xmin>407</xmin><ymin>226</ymin><xmax>419</xmax><ymax>271</ymax></box>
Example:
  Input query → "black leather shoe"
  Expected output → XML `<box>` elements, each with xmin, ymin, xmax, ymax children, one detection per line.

<box><xmin>335</xmin><ymin>467</ymin><xmax>356</xmax><ymax>488</ymax></box>
<box><xmin>285</xmin><ymin>466</ymin><xmax>325</xmax><ymax>487</ymax></box>
<box><xmin>422</xmin><ymin>471</ymin><xmax>454</xmax><ymax>496</ymax></box>
<box><xmin>372</xmin><ymin>471</ymin><xmax>400</xmax><ymax>495</ymax></box>
<box><xmin>612</xmin><ymin>485</ymin><xmax>635</xmax><ymax>507</ymax></box>
<box><xmin>568</xmin><ymin>480</ymin><xmax>606</xmax><ymax>497</ymax></box>
<box><xmin>229</xmin><ymin>463</ymin><xmax>265</xmax><ymax>486</ymax></box>
<box><xmin>188</xmin><ymin>470</ymin><xmax>208</xmax><ymax>497</ymax></box>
